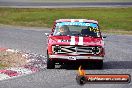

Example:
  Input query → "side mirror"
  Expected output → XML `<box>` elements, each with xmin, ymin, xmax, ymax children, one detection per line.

<box><xmin>102</xmin><ymin>35</ymin><xmax>107</xmax><ymax>38</ymax></box>
<box><xmin>45</xmin><ymin>33</ymin><xmax>50</xmax><ymax>37</ymax></box>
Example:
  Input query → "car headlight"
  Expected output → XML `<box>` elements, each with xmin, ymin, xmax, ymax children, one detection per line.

<box><xmin>52</xmin><ymin>46</ymin><xmax>61</xmax><ymax>53</ymax></box>
<box><xmin>92</xmin><ymin>46</ymin><xmax>101</xmax><ymax>55</ymax></box>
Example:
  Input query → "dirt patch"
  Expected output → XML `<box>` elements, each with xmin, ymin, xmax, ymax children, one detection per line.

<box><xmin>0</xmin><ymin>50</ymin><xmax>27</xmax><ymax>68</ymax></box>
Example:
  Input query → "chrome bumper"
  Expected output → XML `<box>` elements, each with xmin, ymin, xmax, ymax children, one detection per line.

<box><xmin>49</xmin><ymin>55</ymin><xmax>103</xmax><ymax>60</ymax></box>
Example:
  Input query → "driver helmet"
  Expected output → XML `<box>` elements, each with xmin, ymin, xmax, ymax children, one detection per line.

<box><xmin>59</xmin><ymin>25</ymin><xmax>69</xmax><ymax>34</ymax></box>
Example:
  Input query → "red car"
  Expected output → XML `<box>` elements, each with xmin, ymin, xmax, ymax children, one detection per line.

<box><xmin>45</xmin><ymin>19</ymin><xmax>106</xmax><ymax>69</ymax></box>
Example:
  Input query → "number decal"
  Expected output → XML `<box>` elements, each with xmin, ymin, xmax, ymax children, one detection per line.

<box><xmin>88</xmin><ymin>26</ymin><xmax>99</xmax><ymax>33</ymax></box>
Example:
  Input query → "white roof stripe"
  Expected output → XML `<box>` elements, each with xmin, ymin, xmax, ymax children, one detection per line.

<box><xmin>79</xmin><ymin>19</ymin><xmax>84</xmax><ymax>22</ymax></box>
<box><xmin>71</xmin><ymin>19</ymin><xmax>75</xmax><ymax>22</ymax></box>
<box><xmin>56</xmin><ymin>19</ymin><xmax>98</xmax><ymax>24</ymax></box>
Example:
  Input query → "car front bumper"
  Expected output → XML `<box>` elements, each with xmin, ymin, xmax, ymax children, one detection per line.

<box><xmin>49</xmin><ymin>55</ymin><xmax>103</xmax><ymax>60</ymax></box>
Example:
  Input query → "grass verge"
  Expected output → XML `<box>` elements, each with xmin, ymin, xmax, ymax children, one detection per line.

<box><xmin>0</xmin><ymin>7</ymin><xmax>132</xmax><ymax>33</ymax></box>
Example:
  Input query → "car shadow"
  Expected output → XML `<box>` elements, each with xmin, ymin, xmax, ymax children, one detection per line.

<box><xmin>103</xmin><ymin>61</ymin><xmax>132</xmax><ymax>69</ymax></box>
<box><xmin>57</xmin><ymin>61</ymin><xmax>132</xmax><ymax>70</ymax></box>
<box><xmin>58</xmin><ymin>64</ymin><xmax>101</xmax><ymax>70</ymax></box>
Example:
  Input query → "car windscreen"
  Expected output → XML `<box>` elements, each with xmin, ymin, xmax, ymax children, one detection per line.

<box><xmin>53</xmin><ymin>22</ymin><xmax>101</xmax><ymax>37</ymax></box>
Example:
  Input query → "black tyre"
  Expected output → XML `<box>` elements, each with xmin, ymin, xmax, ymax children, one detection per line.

<box><xmin>95</xmin><ymin>60</ymin><xmax>103</xmax><ymax>69</ymax></box>
<box><xmin>47</xmin><ymin>53</ymin><xmax>55</xmax><ymax>69</ymax></box>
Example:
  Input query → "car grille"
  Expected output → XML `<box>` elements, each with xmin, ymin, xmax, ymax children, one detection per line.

<box><xmin>52</xmin><ymin>46</ymin><xmax>101</xmax><ymax>55</ymax></box>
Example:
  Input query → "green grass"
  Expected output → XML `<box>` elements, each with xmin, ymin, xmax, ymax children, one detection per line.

<box><xmin>0</xmin><ymin>7</ymin><xmax>132</xmax><ymax>32</ymax></box>
<box><xmin>0</xmin><ymin>63</ymin><xmax>4</xmax><ymax>69</ymax></box>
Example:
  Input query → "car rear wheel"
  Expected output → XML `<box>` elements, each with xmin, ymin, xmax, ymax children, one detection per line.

<box><xmin>47</xmin><ymin>53</ymin><xmax>55</xmax><ymax>69</ymax></box>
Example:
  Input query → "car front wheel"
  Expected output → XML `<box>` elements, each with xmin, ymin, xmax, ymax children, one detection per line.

<box><xmin>47</xmin><ymin>54</ymin><xmax>55</xmax><ymax>69</ymax></box>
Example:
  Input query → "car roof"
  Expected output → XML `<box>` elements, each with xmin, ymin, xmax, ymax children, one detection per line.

<box><xmin>55</xmin><ymin>19</ymin><xmax>98</xmax><ymax>24</ymax></box>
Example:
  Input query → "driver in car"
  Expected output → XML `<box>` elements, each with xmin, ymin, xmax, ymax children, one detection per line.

<box><xmin>57</xmin><ymin>25</ymin><xmax>70</xmax><ymax>35</ymax></box>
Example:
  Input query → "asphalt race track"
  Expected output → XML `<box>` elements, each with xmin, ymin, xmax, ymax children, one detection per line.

<box><xmin>0</xmin><ymin>1</ymin><xmax>132</xmax><ymax>8</ymax></box>
<box><xmin>0</xmin><ymin>26</ymin><xmax>132</xmax><ymax>88</ymax></box>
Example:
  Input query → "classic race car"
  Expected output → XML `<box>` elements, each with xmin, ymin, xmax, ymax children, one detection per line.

<box><xmin>45</xmin><ymin>19</ymin><xmax>105</xmax><ymax>69</ymax></box>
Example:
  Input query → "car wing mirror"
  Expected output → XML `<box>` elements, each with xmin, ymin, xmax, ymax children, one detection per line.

<box><xmin>102</xmin><ymin>35</ymin><xmax>107</xmax><ymax>38</ymax></box>
<box><xmin>45</xmin><ymin>33</ymin><xmax>50</xmax><ymax>37</ymax></box>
